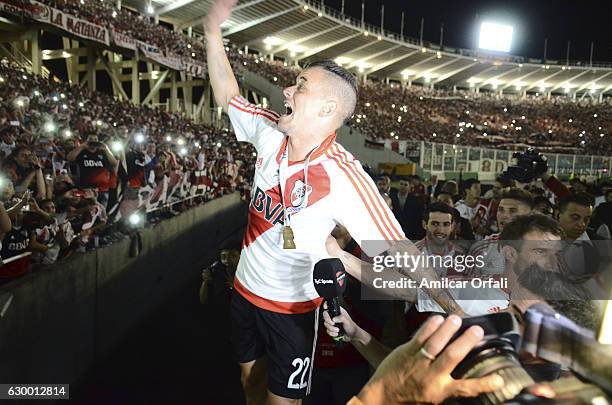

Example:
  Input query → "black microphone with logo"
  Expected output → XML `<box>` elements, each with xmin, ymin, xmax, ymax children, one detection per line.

<box><xmin>313</xmin><ymin>258</ymin><xmax>348</xmax><ymax>342</ymax></box>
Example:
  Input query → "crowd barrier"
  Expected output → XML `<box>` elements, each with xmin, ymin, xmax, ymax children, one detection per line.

<box><xmin>0</xmin><ymin>193</ymin><xmax>247</xmax><ymax>385</ymax></box>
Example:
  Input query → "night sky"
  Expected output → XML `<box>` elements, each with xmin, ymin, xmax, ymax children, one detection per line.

<box><xmin>324</xmin><ymin>0</ymin><xmax>612</xmax><ymax>63</ymax></box>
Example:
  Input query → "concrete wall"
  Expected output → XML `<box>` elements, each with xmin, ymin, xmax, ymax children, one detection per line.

<box><xmin>240</xmin><ymin>71</ymin><xmax>409</xmax><ymax>167</ymax></box>
<box><xmin>0</xmin><ymin>194</ymin><xmax>247</xmax><ymax>384</ymax></box>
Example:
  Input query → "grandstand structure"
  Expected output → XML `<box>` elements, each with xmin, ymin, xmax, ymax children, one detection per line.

<box><xmin>134</xmin><ymin>0</ymin><xmax>612</xmax><ymax>100</ymax></box>
<box><xmin>1</xmin><ymin>0</ymin><xmax>612</xmax><ymax>113</ymax></box>
<box><xmin>0</xmin><ymin>0</ymin><xmax>609</xmax><ymax>177</ymax></box>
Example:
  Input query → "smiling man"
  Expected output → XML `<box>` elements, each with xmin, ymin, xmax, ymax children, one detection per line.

<box><xmin>205</xmin><ymin>1</ymin><xmax>462</xmax><ymax>404</ymax></box>
<box><xmin>410</xmin><ymin>203</ymin><xmax>464</xmax><ymax>322</ymax></box>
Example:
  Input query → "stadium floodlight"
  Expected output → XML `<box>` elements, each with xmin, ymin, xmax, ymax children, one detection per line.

<box><xmin>478</xmin><ymin>22</ymin><xmax>513</xmax><ymax>53</ymax></box>
<box><xmin>288</xmin><ymin>44</ymin><xmax>306</xmax><ymax>53</ymax></box>
<box><xmin>335</xmin><ymin>57</ymin><xmax>352</xmax><ymax>65</ymax></box>
<box><xmin>146</xmin><ymin>4</ymin><xmax>154</xmax><ymax>15</ymax></box>
<box><xmin>263</xmin><ymin>37</ymin><xmax>283</xmax><ymax>46</ymax></box>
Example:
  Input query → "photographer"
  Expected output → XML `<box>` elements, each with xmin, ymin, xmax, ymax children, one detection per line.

<box><xmin>67</xmin><ymin>135</ymin><xmax>118</xmax><ymax>209</ymax></box>
<box><xmin>324</xmin><ymin>312</ymin><xmax>504</xmax><ymax>404</ymax></box>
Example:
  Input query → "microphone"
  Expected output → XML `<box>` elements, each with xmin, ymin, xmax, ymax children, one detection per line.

<box><xmin>313</xmin><ymin>258</ymin><xmax>348</xmax><ymax>342</ymax></box>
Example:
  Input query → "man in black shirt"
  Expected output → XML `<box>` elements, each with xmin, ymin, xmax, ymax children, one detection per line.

<box><xmin>67</xmin><ymin>135</ymin><xmax>117</xmax><ymax>208</ymax></box>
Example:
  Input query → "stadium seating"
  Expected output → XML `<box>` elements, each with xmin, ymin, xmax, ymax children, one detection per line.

<box><xmin>0</xmin><ymin>0</ymin><xmax>610</xmax><ymax>280</ymax></box>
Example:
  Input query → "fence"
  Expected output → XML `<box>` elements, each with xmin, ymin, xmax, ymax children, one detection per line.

<box><xmin>387</xmin><ymin>141</ymin><xmax>612</xmax><ymax>178</ymax></box>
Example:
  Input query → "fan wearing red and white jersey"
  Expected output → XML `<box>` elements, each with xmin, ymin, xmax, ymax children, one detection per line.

<box><xmin>206</xmin><ymin>1</ymin><xmax>461</xmax><ymax>404</ymax></box>
<box><xmin>468</xmin><ymin>188</ymin><xmax>535</xmax><ymax>276</ymax></box>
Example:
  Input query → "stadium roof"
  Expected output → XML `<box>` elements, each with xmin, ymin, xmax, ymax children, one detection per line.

<box><xmin>126</xmin><ymin>0</ymin><xmax>612</xmax><ymax>95</ymax></box>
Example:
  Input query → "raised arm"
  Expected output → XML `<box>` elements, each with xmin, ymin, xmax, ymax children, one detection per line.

<box><xmin>67</xmin><ymin>144</ymin><xmax>85</xmax><ymax>162</ymax></box>
<box><xmin>204</xmin><ymin>0</ymin><xmax>240</xmax><ymax>113</ymax></box>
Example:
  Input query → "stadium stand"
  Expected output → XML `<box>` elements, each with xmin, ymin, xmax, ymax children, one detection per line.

<box><xmin>0</xmin><ymin>0</ymin><xmax>610</xmax><ymax>282</ymax></box>
<box><xmin>0</xmin><ymin>56</ymin><xmax>255</xmax><ymax>278</ymax></box>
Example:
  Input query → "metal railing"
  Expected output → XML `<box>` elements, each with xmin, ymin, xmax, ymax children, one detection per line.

<box><xmin>0</xmin><ymin>43</ymin><xmax>51</xmax><ymax>79</ymax></box>
<box><xmin>415</xmin><ymin>141</ymin><xmax>612</xmax><ymax>177</ymax></box>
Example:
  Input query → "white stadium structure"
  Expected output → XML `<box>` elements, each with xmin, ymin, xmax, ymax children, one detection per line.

<box><xmin>128</xmin><ymin>0</ymin><xmax>612</xmax><ymax>98</ymax></box>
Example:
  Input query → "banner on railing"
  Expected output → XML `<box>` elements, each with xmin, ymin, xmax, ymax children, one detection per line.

<box><xmin>0</xmin><ymin>0</ymin><xmax>110</xmax><ymax>45</ymax></box>
<box><xmin>0</xmin><ymin>0</ymin><xmax>205</xmax><ymax>77</ymax></box>
<box><xmin>111</xmin><ymin>30</ymin><xmax>137</xmax><ymax>51</ymax></box>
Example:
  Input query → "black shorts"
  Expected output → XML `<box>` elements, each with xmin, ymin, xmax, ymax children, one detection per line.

<box><xmin>230</xmin><ymin>289</ymin><xmax>319</xmax><ymax>399</ymax></box>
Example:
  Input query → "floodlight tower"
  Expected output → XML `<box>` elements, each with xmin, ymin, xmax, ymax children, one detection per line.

<box><xmin>478</xmin><ymin>22</ymin><xmax>514</xmax><ymax>53</ymax></box>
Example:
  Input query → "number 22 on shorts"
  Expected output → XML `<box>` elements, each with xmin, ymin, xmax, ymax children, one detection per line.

<box><xmin>287</xmin><ymin>357</ymin><xmax>310</xmax><ymax>389</ymax></box>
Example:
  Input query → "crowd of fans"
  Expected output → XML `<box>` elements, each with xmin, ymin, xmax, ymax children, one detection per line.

<box><xmin>246</xmin><ymin>60</ymin><xmax>611</xmax><ymax>155</ymax></box>
<box><xmin>0</xmin><ymin>57</ymin><xmax>255</xmax><ymax>281</ymax></box>
<box><xmin>349</xmin><ymin>84</ymin><xmax>612</xmax><ymax>156</ymax></box>
<box><xmin>20</xmin><ymin>0</ymin><xmax>612</xmax><ymax>156</ymax></box>
<box><xmin>1</xmin><ymin>4</ymin><xmax>611</xmax><ymax>402</ymax></box>
<box><xmin>0</xmin><ymin>0</ymin><xmax>610</xmax><ymax>281</ymax></box>
<box><xmin>41</xmin><ymin>0</ymin><xmax>207</xmax><ymax>60</ymax></box>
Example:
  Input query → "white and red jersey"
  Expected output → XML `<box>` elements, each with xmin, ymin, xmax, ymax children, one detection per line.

<box><xmin>228</xmin><ymin>95</ymin><xmax>404</xmax><ymax>314</ymax></box>
<box><xmin>467</xmin><ymin>233</ymin><xmax>506</xmax><ymax>275</ymax></box>
<box><xmin>414</xmin><ymin>235</ymin><xmax>508</xmax><ymax>316</ymax></box>
<box><xmin>455</xmin><ymin>198</ymin><xmax>491</xmax><ymax>222</ymax></box>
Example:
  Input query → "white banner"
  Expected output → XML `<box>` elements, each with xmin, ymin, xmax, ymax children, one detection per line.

<box><xmin>111</xmin><ymin>30</ymin><xmax>137</xmax><ymax>51</ymax></box>
<box><xmin>0</xmin><ymin>0</ymin><xmax>206</xmax><ymax>77</ymax></box>
<box><xmin>0</xmin><ymin>0</ymin><xmax>109</xmax><ymax>45</ymax></box>
<box><xmin>32</xmin><ymin>1</ymin><xmax>110</xmax><ymax>45</ymax></box>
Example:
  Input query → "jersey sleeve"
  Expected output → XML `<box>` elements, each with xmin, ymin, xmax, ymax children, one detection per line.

<box><xmin>227</xmin><ymin>95</ymin><xmax>282</xmax><ymax>152</ymax></box>
<box><xmin>330</xmin><ymin>152</ymin><xmax>405</xmax><ymax>257</ymax></box>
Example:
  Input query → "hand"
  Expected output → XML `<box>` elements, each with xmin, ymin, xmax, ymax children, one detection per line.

<box><xmin>15</xmin><ymin>190</ymin><xmax>32</xmax><ymax>208</ymax></box>
<box><xmin>28</xmin><ymin>197</ymin><xmax>41</xmax><ymax>212</ymax></box>
<box><xmin>325</xmin><ymin>234</ymin><xmax>343</xmax><ymax>258</ymax></box>
<box><xmin>322</xmin><ymin>303</ymin><xmax>359</xmax><ymax>342</ymax></box>
<box><xmin>201</xmin><ymin>269</ymin><xmax>212</xmax><ymax>282</ymax></box>
<box><xmin>204</xmin><ymin>0</ymin><xmax>238</xmax><ymax>31</ymax></box>
<box><xmin>30</xmin><ymin>155</ymin><xmax>42</xmax><ymax>169</ymax></box>
<box><xmin>357</xmin><ymin>315</ymin><xmax>504</xmax><ymax>405</ymax></box>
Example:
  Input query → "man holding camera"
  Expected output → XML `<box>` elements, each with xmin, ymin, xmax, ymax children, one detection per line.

<box><xmin>324</xmin><ymin>311</ymin><xmax>505</xmax><ymax>404</ymax></box>
<box><xmin>67</xmin><ymin>134</ymin><xmax>118</xmax><ymax>209</ymax></box>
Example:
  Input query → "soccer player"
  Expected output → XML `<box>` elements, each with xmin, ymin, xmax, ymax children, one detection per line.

<box><xmin>205</xmin><ymin>1</ymin><xmax>461</xmax><ymax>403</ymax></box>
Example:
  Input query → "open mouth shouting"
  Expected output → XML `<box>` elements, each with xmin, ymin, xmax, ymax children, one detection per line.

<box><xmin>283</xmin><ymin>100</ymin><xmax>294</xmax><ymax>117</ymax></box>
